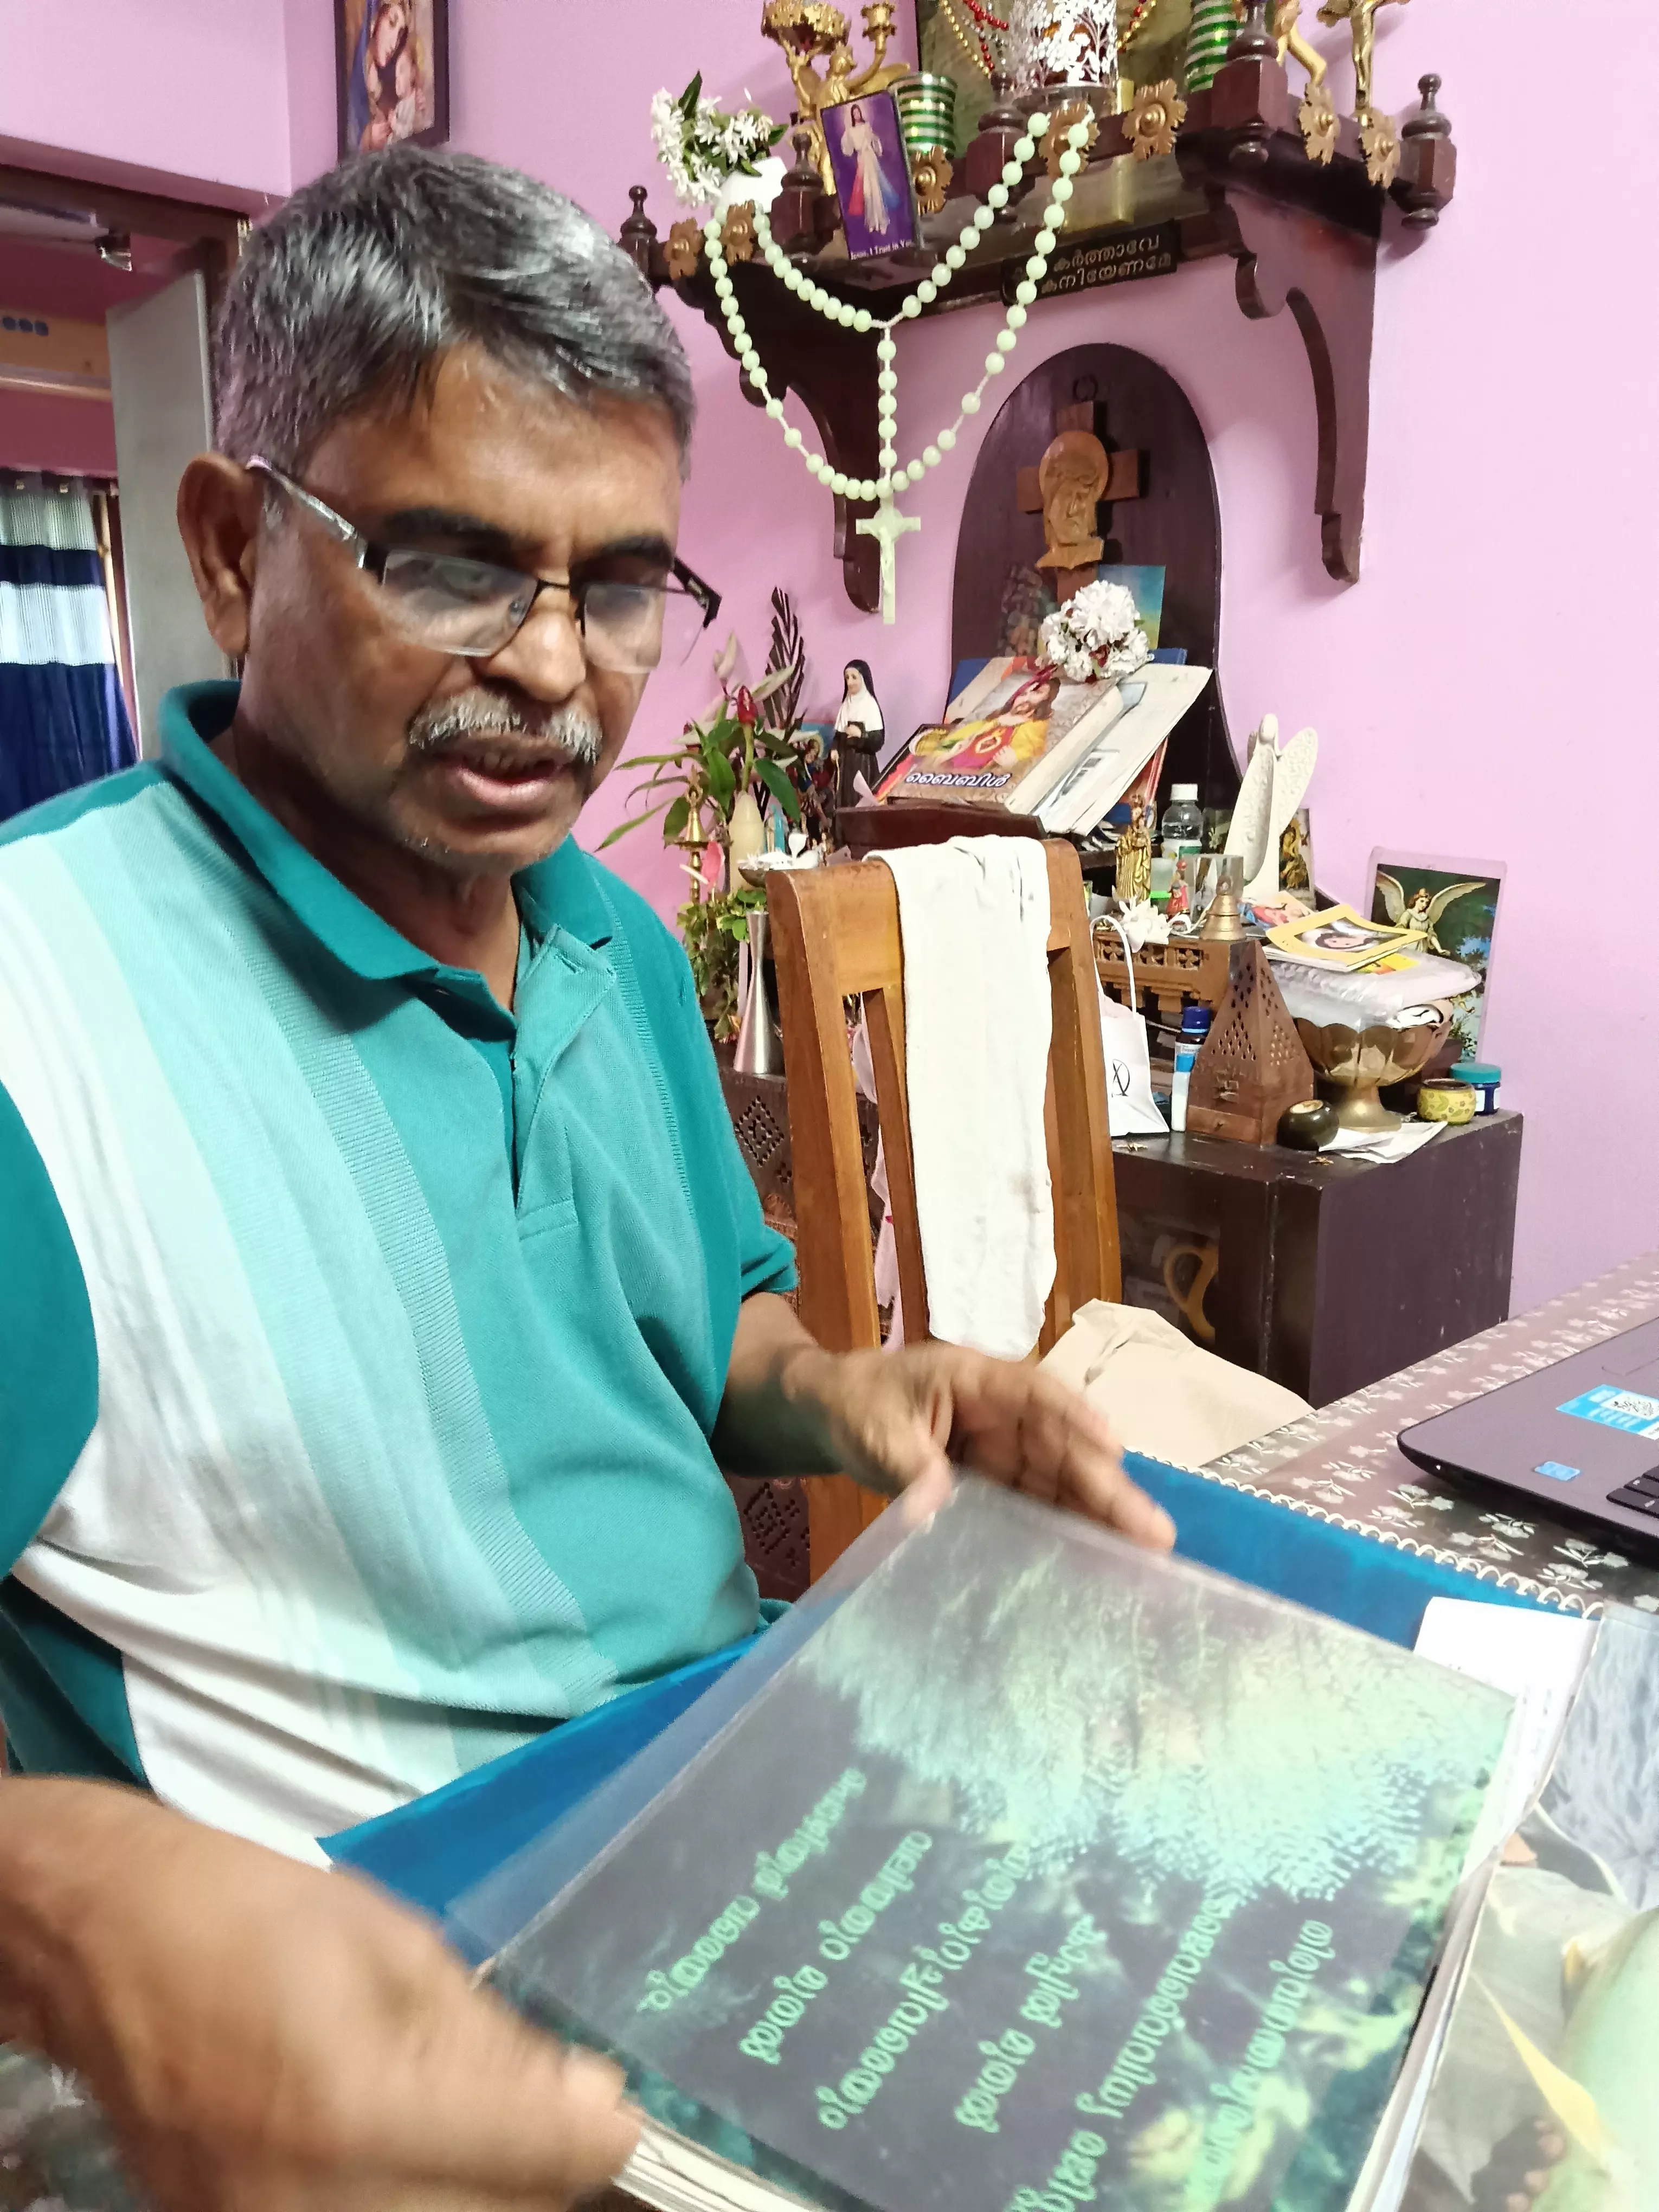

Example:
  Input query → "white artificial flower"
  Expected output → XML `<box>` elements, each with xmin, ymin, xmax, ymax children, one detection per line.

<box><xmin>1037</xmin><ymin>576</ymin><xmax>1149</xmax><ymax>685</ymax></box>
<box><xmin>651</xmin><ymin>83</ymin><xmax>778</xmax><ymax>207</ymax></box>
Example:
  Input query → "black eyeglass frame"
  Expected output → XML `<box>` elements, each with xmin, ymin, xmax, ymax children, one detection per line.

<box><xmin>246</xmin><ymin>456</ymin><xmax>722</xmax><ymax>665</ymax></box>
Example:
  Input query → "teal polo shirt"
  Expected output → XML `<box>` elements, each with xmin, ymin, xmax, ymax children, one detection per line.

<box><xmin>0</xmin><ymin>681</ymin><xmax>795</xmax><ymax>1856</ymax></box>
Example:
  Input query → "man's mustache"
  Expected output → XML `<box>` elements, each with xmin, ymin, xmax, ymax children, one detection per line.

<box><xmin>406</xmin><ymin>692</ymin><xmax>604</xmax><ymax>767</ymax></box>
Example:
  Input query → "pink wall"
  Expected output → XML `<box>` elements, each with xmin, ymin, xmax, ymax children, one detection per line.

<box><xmin>9</xmin><ymin>1</ymin><xmax>1653</xmax><ymax>1310</ymax></box>
<box><xmin>0</xmin><ymin>0</ymin><xmax>290</xmax><ymax>205</ymax></box>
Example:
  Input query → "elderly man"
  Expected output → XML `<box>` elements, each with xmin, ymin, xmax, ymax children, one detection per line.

<box><xmin>0</xmin><ymin>149</ymin><xmax>1168</xmax><ymax>2210</ymax></box>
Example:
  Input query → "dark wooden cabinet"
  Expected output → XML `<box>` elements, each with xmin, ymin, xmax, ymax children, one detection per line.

<box><xmin>1111</xmin><ymin>1112</ymin><xmax>1522</xmax><ymax>1407</ymax></box>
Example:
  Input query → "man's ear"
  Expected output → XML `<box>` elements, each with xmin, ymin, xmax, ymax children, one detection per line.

<box><xmin>176</xmin><ymin>454</ymin><xmax>262</xmax><ymax>659</ymax></box>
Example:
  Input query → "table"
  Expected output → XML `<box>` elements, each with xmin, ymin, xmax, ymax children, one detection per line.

<box><xmin>1203</xmin><ymin>1248</ymin><xmax>1659</xmax><ymax>1616</ymax></box>
<box><xmin>1112</xmin><ymin>1111</ymin><xmax>1522</xmax><ymax>1407</ymax></box>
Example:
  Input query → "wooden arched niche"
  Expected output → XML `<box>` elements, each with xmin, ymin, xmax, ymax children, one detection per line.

<box><xmin>950</xmin><ymin>343</ymin><xmax>1238</xmax><ymax>806</ymax></box>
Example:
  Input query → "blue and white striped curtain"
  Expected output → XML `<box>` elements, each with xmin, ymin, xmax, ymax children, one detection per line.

<box><xmin>0</xmin><ymin>480</ymin><xmax>136</xmax><ymax>822</ymax></box>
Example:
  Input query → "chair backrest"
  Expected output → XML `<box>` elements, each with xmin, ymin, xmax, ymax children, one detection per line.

<box><xmin>767</xmin><ymin>840</ymin><xmax>1122</xmax><ymax>1572</ymax></box>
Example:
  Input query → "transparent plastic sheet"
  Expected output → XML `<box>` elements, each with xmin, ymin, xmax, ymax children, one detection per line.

<box><xmin>0</xmin><ymin>2047</ymin><xmax>143</xmax><ymax>2212</ymax></box>
<box><xmin>448</xmin><ymin>1489</ymin><xmax>920</xmax><ymax>1965</ymax></box>
<box><xmin>470</xmin><ymin>1478</ymin><xmax>1514</xmax><ymax>2212</ymax></box>
<box><xmin>1400</xmin><ymin>1604</ymin><xmax>1659</xmax><ymax>2211</ymax></box>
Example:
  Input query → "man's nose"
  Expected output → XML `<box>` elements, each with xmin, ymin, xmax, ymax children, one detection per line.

<box><xmin>477</xmin><ymin>595</ymin><xmax>588</xmax><ymax>703</ymax></box>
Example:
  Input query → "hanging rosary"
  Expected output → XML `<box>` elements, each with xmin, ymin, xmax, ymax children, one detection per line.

<box><xmin>703</xmin><ymin>106</ymin><xmax>1094</xmax><ymax>622</ymax></box>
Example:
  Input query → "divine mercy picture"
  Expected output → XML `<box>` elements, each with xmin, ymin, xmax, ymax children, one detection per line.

<box><xmin>822</xmin><ymin>92</ymin><xmax>918</xmax><ymax>260</ymax></box>
<box><xmin>337</xmin><ymin>0</ymin><xmax>449</xmax><ymax>157</ymax></box>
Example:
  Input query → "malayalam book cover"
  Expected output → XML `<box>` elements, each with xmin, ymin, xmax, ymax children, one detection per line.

<box><xmin>1401</xmin><ymin>1605</ymin><xmax>1659</xmax><ymax>2212</ymax></box>
<box><xmin>486</xmin><ymin>1481</ymin><xmax>1511</xmax><ymax>2212</ymax></box>
<box><xmin>876</xmin><ymin>658</ymin><xmax>1124</xmax><ymax>809</ymax></box>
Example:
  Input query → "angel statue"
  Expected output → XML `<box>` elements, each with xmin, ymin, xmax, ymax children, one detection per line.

<box><xmin>1374</xmin><ymin>872</ymin><xmax>1488</xmax><ymax>959</ymax></box>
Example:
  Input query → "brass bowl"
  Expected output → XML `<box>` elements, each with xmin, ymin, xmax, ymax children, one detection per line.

<box><xmin>1293</xmin><ymin>1012</ymin><xmax>1451</xmax><ymax>1134</ymax></box>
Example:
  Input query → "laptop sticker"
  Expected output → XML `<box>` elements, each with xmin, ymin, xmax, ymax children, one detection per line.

<box><xmin>1533</xmin><ymin>1461</ymin><xmax>1582</xmax><ymax>1482</ymax></box>
<box><xmin>1557</xmin><ymin>1385</ymin><xmax>1659</xmax><ymax>1439</ymax></box>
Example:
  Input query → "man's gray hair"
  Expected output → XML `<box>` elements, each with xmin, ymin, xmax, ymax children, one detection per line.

<box><xmin>214</xmin><ymin>146</ymin><xmax>693</xmax><ymax>472</ymax></box>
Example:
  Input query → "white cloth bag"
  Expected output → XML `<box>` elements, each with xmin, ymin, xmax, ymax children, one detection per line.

<box><xmin>1095</xmin><ymin>915</ymin><xmax>1168</xmax><ymax>1138</ymax></box>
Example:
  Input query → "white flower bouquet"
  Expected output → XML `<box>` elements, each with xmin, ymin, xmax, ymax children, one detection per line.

<box><xmin>1037</xmin><ymin>578</ymin><xmax>1151</xmax><ymax>684</ymax></box>
<box><xmin>650</xmin><ymin>75</ymin><xmax>783</xmax><ymax>208</ymax></box>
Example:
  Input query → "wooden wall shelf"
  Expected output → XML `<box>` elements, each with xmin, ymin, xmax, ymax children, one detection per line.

<box><xmin>619</xmin><ymin>11</ymin><xmax>1456</xmax><ymax>599</ymax></box>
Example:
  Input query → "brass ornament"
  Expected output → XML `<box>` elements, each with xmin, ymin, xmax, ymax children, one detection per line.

<box><xmin>1232</xmin><ymin>0</ymin><xmax>1329</xmax><ymax>89</ymax></box>
<box><xmin>910</xmin><ymin>146</ymin><xmax>954</xmax><ymax>216</ymax></box>
<box><xmin>1298</xmin><ymin>80</ymin><xmax>1338</xmax><ymax>164</ymax></box>
<box><xmin>1046</xmin><ymin>99</ymin><xmax>1099</xmax><ymax>179</ymax></box>
<box><xmin>1127</xmin><ymin>79</ymin><xmax>1187</xmax><ymax>162</ymax></box>
<box><xmin>1360</xmin><ymin>109</ymin><xmax>1400</xmax><ymax>187</ymax></box>
<box><xmin>720</xmin><ymin>201</ymin><xmax>758</xmax><ymax>263</ymax></box>
<box><xmin>666</xmin><ymin>218</ymin><xmax>703</xmax><ymax>280</ymax></box>
<box><xmin>762</xmin><ymin>0</ymin><xmax>910</xmax><ymax>189</ymax></box>
<box><xmin>1315</xmin><ymin>0</ymin><xmax>1407</xmax><ymax>121</ymax></box>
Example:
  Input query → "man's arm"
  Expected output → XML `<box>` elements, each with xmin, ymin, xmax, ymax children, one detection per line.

<box><xmin>0</xmin><ymin>1779</ymin><xmax>638</xmax><ymax>2212</ymax></box>
<box><xmin>713</xmin><ymin>1291</ymin><xmax>1174</xmax><ymax>1549</ymax></box>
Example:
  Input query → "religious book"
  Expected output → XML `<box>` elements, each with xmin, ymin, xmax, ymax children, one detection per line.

<box><xmin>1035</xmin><ymin>663</ymin><xmax>1212</xmax><ymax>835</ymax></box>
<box><xmin>873</xmin><ymin>658</ymin><xmax>1116</xmax><ymax>813</ymax></box>
<box><xmin>1263</xmin><ymin>905</ymin><xmax>1426</xmax><ymax>973</ymax></box>
<box><xmin>876</xmin><ymin>657</ymin><xmax>1204</xmax><ymax>826</ymax></box>
<box><xmin>468</xmin><ymin>1479</ymin><xmax>1514</xmax><ymax>2212</ymax></box>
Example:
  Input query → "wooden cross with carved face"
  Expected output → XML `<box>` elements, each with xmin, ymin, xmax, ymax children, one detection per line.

<box><xmin>1015</xmin><ymin>394</ymin><xmax>1143</xmax><ymax>605</ymax></box>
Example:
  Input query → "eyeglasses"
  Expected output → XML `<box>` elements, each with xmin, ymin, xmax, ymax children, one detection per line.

<box><xmin>247</xmin><ymin>458</ymin><xmax>721</xmax><ymax>675</ymax></box>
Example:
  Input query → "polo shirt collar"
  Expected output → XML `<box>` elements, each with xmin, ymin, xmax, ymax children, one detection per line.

<box><xmin>159</xmin><ymin>682</ymin><xmax>616</xmax><ymax>979</ymax></box>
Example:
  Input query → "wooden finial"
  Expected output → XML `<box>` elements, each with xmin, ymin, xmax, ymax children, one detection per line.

<box><xmin>619</xmin><ymin>184</ymin><xmax>660</xmax><ymax>284</ymax></box>
<box><xmin>1397</xmin><ymin>73</ymin><xmax>1455</xmax><ymax>228</ymax></box>
<box><xmin>1225</xmin><ymin>1</ymin><xmax>1278</xmax><ymax>68</ymax></box>
<box><xmin>772</xmin><ymin>128</ymin><xmax>834</xmax><ymax>257</ymax></box>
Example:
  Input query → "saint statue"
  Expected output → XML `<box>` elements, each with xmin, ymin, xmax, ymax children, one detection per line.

<box><xmin>1035</xmin><ymin>429</ymin><xmax>1110</xmax><ymax>573</ymax></box>
<box><xmin>1114</xmin><ymin>796</ymin><xmax>1154</xmax><ymax>905</ymax></box>
<box><xmin>832</xmin><ymin>659</ymin><xmax>886</xmax><ymax>808</ymax></box>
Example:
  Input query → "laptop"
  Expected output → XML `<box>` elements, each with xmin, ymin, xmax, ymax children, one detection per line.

<box><xmin>1398</xmin><ymin>1318</ymin><xmax>1659</xmax><ymax>1559</ymax></box>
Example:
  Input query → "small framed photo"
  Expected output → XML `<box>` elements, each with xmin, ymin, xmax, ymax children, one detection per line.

<box><xmin>821</xmin><ymin>92</ymin><xmax>919</xmax><ymax>260</ymax></box>
<box><xmin>337</xmin><ymin>0</ymin><xmax>450</xmax><ymax>158</ymax></box>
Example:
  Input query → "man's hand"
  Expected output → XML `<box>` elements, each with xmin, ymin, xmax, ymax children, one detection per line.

<box><xmin>0</xmin><ymin>1780</ymin><xmax>638</xmax><ymax>2212</ymax></box>
<box><xmin>717</xmin><ymin>1295</ymin><xmax>1174</xmax><ymax>1551</ymax></box>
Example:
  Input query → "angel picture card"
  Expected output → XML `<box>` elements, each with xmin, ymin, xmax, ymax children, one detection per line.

<box><xmin>1366</xmin><ymin>851</ymin><xmax>1505</xmax><ymax>1059</ymax></box>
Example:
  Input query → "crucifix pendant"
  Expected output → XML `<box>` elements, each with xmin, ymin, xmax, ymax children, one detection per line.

<box><xmin>854</xmin><ymin>492</ymin><xmax>921</xmax><ymax>625</ymax></box>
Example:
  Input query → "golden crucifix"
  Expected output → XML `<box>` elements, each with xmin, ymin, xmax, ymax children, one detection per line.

<box><xmin>1316</xmin><ymin>0</ymin><xmax>1409</xmax><ymax>116</ymax></box>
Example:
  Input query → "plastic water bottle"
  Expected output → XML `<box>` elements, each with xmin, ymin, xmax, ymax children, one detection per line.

<box><xmin>1160</xmin><ymin>783</ymin><xmax>1204</xmax><ymax>854</ymax></box>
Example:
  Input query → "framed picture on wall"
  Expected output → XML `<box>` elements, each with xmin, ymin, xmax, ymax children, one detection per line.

<box><xmin>336</xmin><ymin>0</ymin><xmax>451</xmax><ymax>158</ymax></box>
<box><xmin>820</xmin><ymin>92</ymin><xmax>918</xmax><ymax>260</ymax></box>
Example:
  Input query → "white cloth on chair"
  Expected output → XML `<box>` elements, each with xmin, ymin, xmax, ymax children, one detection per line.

<box><xmin>876</xmin><ymin>838</ymin><xmax>1054</xmax><ymax>1360</ymax></box>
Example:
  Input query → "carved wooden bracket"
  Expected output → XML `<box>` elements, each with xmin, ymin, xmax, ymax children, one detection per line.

<box><xmin>1214</xmin><ymin>189</ymin><xmax>1377</xmax><ymax>584</ymax></box>
<box><xmin>617</xmin><ymin>32</ymin><xmax>1455</xmax><ymax>603</ymax></box>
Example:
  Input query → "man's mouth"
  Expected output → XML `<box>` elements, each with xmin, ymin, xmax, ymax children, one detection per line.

<box><xmin>425</xmin><ymin>736</ymin><xmax>585</xmax><ymax>809</ymax></box>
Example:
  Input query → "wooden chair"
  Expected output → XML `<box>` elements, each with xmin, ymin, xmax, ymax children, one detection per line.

<box><xmin>767</xmin><ymin>840</ymin><xmax>1121</xmax><ymax>1577</ymax></box>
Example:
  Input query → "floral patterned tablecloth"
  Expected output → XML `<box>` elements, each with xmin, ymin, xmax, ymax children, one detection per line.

<box><xmin>1201</xmin><ymin>1252</ymin><xmax>1659</xmax><ymax>1616</ymax></box>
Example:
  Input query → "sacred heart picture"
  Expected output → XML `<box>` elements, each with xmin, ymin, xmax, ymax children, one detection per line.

<box><xmin>822</xmin><ymin>92</ymin><xmax>919</xmax><ymax>260</ymax></box>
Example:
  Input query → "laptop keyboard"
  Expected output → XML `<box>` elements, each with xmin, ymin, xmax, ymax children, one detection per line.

<box><xmin>1609</xmin><ymin>1472</ymin><xmax>1659</xmax><ymax>1515</ymax></box>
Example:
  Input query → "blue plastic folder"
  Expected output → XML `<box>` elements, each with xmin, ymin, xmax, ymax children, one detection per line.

<box><xmin>322</xmin><ymin>1455</ymin><xmax>1545</xmax><ymax>1925</ymax></box>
